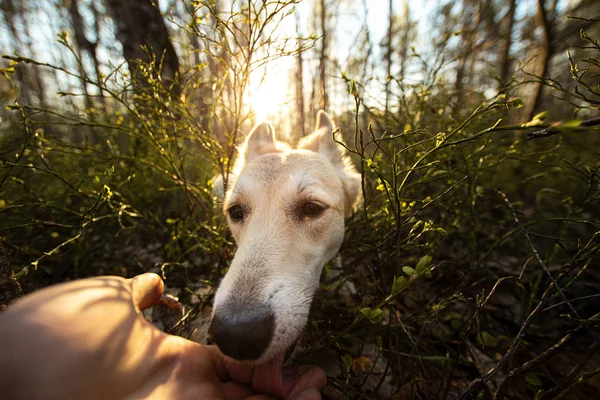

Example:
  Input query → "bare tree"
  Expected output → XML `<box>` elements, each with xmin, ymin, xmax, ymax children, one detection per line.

<box><xmin>68</xmin><ymin>0</ymin><xmax>102</xmax><ymax>110</ymax></box>
<box><xmin>384</xmin><ymin>0</ymin><xmax>393</xmax><ymax>115</ymax></box>
<box><xmin>455</xmin><ymin>0</ymin><xmax>480</xmax><ymax>108</ymax></box>
<box><xmin>398</xmin><ymin>0</ymin><xmax>410</xmax><ymax>79</ymax></box>
<box><xmin>104</xmin><ymin>0</ymin><xmax>180</xmax><ymax>92</ymax></box>
<box><xmin>497</xmin><ymin>0</ymin><xmax>516</xmax><ymax>92</ymax></box>
<box><xmin>318</xmin><ymin>0</ymin><xmax>328</xmax><ymax>110</ymax></box>
<box><xmin>523</xmin><ymin>0</ymin><xmax>555</xmax><ymax>121</ymax></box>
<box><xmin>1</xmin><ymin>0</ymin><xmax>32</xmax><ymax>105</ymax></box>
<box><xmin>295</xmin><ymin>9</ymin><xmax>306</xmax><ymax>138</ymax></box>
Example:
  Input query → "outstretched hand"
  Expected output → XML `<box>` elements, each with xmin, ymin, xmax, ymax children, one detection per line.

<box><xmin>0</xmin><ymin>274</ymin><xmax>325</xmax><ymax>400</ymax></box>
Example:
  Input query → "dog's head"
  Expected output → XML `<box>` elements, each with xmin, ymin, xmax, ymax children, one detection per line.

<box><xmin>208</xmin><ymin>111</ymin><xmax>360</xmax><ymax>364</ymax></box>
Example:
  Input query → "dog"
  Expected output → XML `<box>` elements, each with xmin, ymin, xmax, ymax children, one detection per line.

<box><xmin>208</xmin><ymin>110</ymin><xmax>360</xmax><ymax>393</ymax></box>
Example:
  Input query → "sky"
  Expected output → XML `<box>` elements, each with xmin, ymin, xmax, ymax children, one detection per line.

<box><xmin>237</xmin><ymin>0</ymin><xmax>437</xmax><ymax>135</ymax></box>
<box><xmin>0</xmin><ymin>0</ymin><xmax>555</xmax><ymax>137</ymax></box>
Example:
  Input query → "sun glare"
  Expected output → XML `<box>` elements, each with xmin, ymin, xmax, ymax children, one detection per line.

<box><xmin>247</xmin><ymin>61</ymin><xmax>293</xmax><ymax>123</ymax></box>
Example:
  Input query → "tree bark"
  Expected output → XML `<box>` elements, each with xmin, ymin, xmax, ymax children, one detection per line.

<box><xmin>455</xmin><ymin>0</ymin><xmax>476</xmax><ymax>108</ymax></box>
<box><xmin>318</xmin><ymin>0</ymin><xmax>328</xmax><ymax>111</ymax></box>
<box><xmin>497</xmin><ymin>0</ymin><xmax>516</xmax><ymax>93</ymax></box>
<box><xmin>104</xmin><ymin>0</ymin><xmax>180</xmax><ymax>92</ymax></box>
<box><xmin>398</xmin><ymin>0</ymin><xmax>410</xmax><ymax>79</ymax></box>
<box><xmin>0</xmin><ymin>0</ymin><xmax>32</xmax><ymax>105</ymax></box>
<box><xmin>68</xmin><ymin>0</ymin><xmax>106</xmax><ymax>111</ymax></box>
<box><xmin>384</xmin><ymin>0</ymin><xmax>393</xmax><ymax>115</ymax></box>
<box><xmin>524</xmin><ymin>0</ymin><xmax>554</xmax><ymax>122</ymax></box>
<box><xmin>295</xmin><ymin>10</ymin><xmax>306</xmax><ymax>138</ymax></box>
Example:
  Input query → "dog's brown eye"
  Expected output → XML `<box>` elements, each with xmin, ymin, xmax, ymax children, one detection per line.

<box><xmin>301</xmin><ymin>202</ymin><xmax>326</xmax><ymax>219</ymax></box>
<box><xmin>228</xmin><ymin>205</ymin><xmax>244</xmax><ymax>222</ymax></box>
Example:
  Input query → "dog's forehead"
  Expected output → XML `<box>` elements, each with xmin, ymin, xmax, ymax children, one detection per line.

<box><xmin>230</xmin><ymin>151</ymin><xmax>343</xmax><ymax>198</ymax></box>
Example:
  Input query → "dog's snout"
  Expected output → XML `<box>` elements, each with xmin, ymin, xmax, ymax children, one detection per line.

<box><xmin>208</xmin><ymin>304</ymin><xmax>275</xmax><ymax>361</ymax></box>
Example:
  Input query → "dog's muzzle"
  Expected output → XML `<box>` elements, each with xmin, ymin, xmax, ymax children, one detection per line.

<box><xmin>207</xmin><ymin>302</ymin><xmax>275</xmax><ymax>361</ymax></box>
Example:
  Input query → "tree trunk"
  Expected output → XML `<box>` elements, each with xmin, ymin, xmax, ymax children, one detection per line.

<box><xmin>104</xmin><ymin>0</ymin><xmax>180</xmax><ymax>92</ymax></box>
<box><xmin>68</xmin><ymin>0</ymin><xmax>94</xmax><ymax>110</ymax></box>
<box><xmin>0</xmin><ymin>0</ymin><xmax>32</xmax><ymax>105</ymax></box>
<box><xmin>318</xmin><ymin>0</ymin><xmax>328</xmax><ymax>111</ymax></box>
<box><xmin>295</xmin><ymin>10</ymin><xmax>306</xmax><ymax>138</ymax></box>
<box><xmin>497</xmin><ymin>0</ymin><xmax>516</xmax><ymax>92</ymax></box>
<box><xmin>524</xmin><ymin>0</ymin><xmax>553</xmax><ymax>121</ymax></box>
<box><xmin>68</xmin><ymin>0</ymin><xmax>106</xmax><ymax>111</ymax></box>
<box><xmin>455</xmin><ymin>0</ymin><xmax>475</xmax><ymax>108</ymax></box>
<box><xmin>384</xmin><ymin>0</ymin><xmax>393</xmax><ymax>115</ymax></box>
<box><xmin>398</xmin><ymin>0</ymin><xmax>410</xmax><ymax>79</ymax></box>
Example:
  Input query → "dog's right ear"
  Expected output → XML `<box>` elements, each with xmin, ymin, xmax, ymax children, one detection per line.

<box><xmin>240</xmin><ymin>121</ymin><xmax>277</xmax><ymax>164</ymax></box>
<box><xmin>315</xmin><ymin>109</ymin><xmax>334</xmax><ymax>133</ymax></box>
<box><xmin>299</xmin><ymin>111</ymin><xmax>362</xmax><ymax>217</ymax></box>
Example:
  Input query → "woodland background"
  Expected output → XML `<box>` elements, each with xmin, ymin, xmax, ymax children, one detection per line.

<box><xmin>0</xmin><ymin>0</ymin><xmax>599</xmax><ymax>399</ymax></box>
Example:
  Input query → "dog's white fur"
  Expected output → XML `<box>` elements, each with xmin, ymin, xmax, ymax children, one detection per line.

<box><xmin>212</xmin><ymin>111</ymin><xmax>360</xmax><ymax>362</ymax></box>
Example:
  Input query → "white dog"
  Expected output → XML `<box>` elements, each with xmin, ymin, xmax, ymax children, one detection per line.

<box><xmin>208</xmin><ymin>111</ymin><xmax>360</xmax><ymax>387</ymax></box>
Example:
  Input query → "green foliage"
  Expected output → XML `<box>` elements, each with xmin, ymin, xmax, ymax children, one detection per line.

<box><xmin>1</xmin><ymin>4</ymin><xmax>599</xmax><ymax>400</ymax></box>
<box><xmin>310</xmin><ymin>22</ymin><xmax>600</xmax><ymax>400</ymax></box>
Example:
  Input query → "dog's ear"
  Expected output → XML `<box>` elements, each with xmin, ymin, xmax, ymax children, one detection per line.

<box><xmin>298</xmin><ymin>110</ymin><xmax>342</xmax><ymax>165</ymax></box>
<box><xmin>240</xmin><ymin>121</ymin><xmax>277</xmax><ymax>163</ymax></box>
<box><xmin>299</xmin><ymin>111</ymin><xmax>361</xmax><ymax>217</ymax></box>
<box><xmin>315</xmin><ymin>109</ymin><xmax>334</xmax><ymax>133</ymax></box>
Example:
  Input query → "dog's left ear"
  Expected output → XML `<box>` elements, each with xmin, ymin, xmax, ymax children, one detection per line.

<box><xmin>298</xmin><ymin>111</ymin><xmax>361</xmax><ymax>216</ymax></box>
<box><xmin>240</xmin><ymin>121</ymin><xmax>277</xmax><ymax>164</ymax></box>
<box><xmin>298</xmin><ymin>110</ymin><xmax>343</xmax><ymax>164</ymax></box>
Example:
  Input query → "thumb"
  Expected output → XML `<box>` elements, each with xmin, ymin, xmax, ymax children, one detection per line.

<box><xmin>130</xmin><ymin>273</ymin><xmax>164</xmax><ymax>310</ymax></box>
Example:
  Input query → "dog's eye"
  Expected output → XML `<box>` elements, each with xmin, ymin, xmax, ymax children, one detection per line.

<box><xmin>301</xmin><ymin>202</ymin><xmax>326</xmax><ymax>220</ymax></box>
<box><xmin>228</xmin><ymin>205</ymin><xmax>245</xmax><ymax>222</ymax></box>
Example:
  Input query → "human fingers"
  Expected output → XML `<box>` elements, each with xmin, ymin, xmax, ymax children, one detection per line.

<box><xmin>130</xmin><ymin>273</ymin><xmax>164</xmax><ymax>310</ymax></box>
<box><xmin>288</xmin><ymin>388</ymin><xmax>322</xmax><ymax>400</ymax></box>
<box><xmin>243</xmin><ymin>396</ymin><xmax>280</xmax><ymax>400</ymax></box>
<box><xmin>286</xmin><ymin>366</ymin><xmax>326</xmax><ymax>399</ymax></box>
<box><xmin>221</xmin><ymin>381</ymin><xmax>255</xmax><ymax>400</ymax></box>
<box><xmin>204</xmin><ymin>344</ymin><xmax>253</xmax><ymax>384</ymax></box>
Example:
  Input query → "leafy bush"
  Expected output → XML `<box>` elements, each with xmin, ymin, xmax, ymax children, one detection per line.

<box><xmin>1</xmin><ymin>4</ymin><xmax>599</xmax><ymax>400</ymax></box>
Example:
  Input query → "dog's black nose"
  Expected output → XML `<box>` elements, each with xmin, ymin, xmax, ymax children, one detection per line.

<box><xmin>207</xmin><ymin>305</ymin><xmax>275</xmax><ymax>360</ymax></box>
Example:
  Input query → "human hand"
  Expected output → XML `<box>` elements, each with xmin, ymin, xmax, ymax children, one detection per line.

<box><xmin>0</xmin><ymin>274</ymin><xmax>325</xmax><ymax>400</ymax></box>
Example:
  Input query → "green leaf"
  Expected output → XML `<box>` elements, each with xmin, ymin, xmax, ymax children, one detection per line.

<box><xmin>477</xmin><ymin>331</ymin><xmax>498</xmax><ymax>348</ymax></box>
<box><xmin>523</xmin><ymin>111</ymin><xmax>548</xmax><ymax>127</ymax></box>
<box><xmin>416</xmin><ymin>255</ymin><xmax>432</xmax><ymax>273</ymax></box>
<box><xmin>525</xmin><ymin>373</ymin><xmax>543</xmax><ymax>386</ymax></box>
<box><xmin>402</xmin><ymin>266</ymin><xmax>415</xmax><ymax>276</ymax></box>
<box><xmin>556</xmin><ymin>119</ymin><xmax>585</xmax><ymax>132</ymax></box>
<box><xmin>341</xmin><ymin>354</ymin><xmax>353</xmax><ymax>373</ymax></box>
<box><xmin>360</xmin><ymin>307</ymin><xmax>383</xmax><ymax>324</ymax></box>
<box><xmin>507</xmin><ymin>97</ymin><xmax>524</xmax><ymax>108</ymax></box>
<box><xmin>533</xmin><ymin>111</ymin><xmax>547</xmax><ymax>121</ymax></box>
<box><xmin>391</xmin><ymin>275</ymin><xmax>408</xmax><ymax>295</ymax></box>
<box><xmin>435</xmin><ymin>132</ymin><xmax>446</xmax><ymax>146</ymax></box>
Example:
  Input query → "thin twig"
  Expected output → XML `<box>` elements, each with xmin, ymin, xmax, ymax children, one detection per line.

<box><xmin>496</xmin><ymin>190</ymin><xmax>581</xmax><ymax>320</ymax></box>
<box><xmin>527</xmin><ymin>116</ymin><xmax>600</xmax><ymax>140</ymax></box>
<box><xmin>495</xmin><ymin>314</ymin><xmax>599</xmax><ymax>398</ymax></box>
<box><xmin>542</xmin><ymin>293</ymin><xmax>600</xmax><ymax>312</ymax></box>
<box><xmin>456</xmin><ymin>274</ymin><xmax>567</xmax><ymax>399</ymax></box>
<box><xmin>540</xmin><ymin>334</ymin><xmax>600</xmax><ymax>399</ymax></box>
